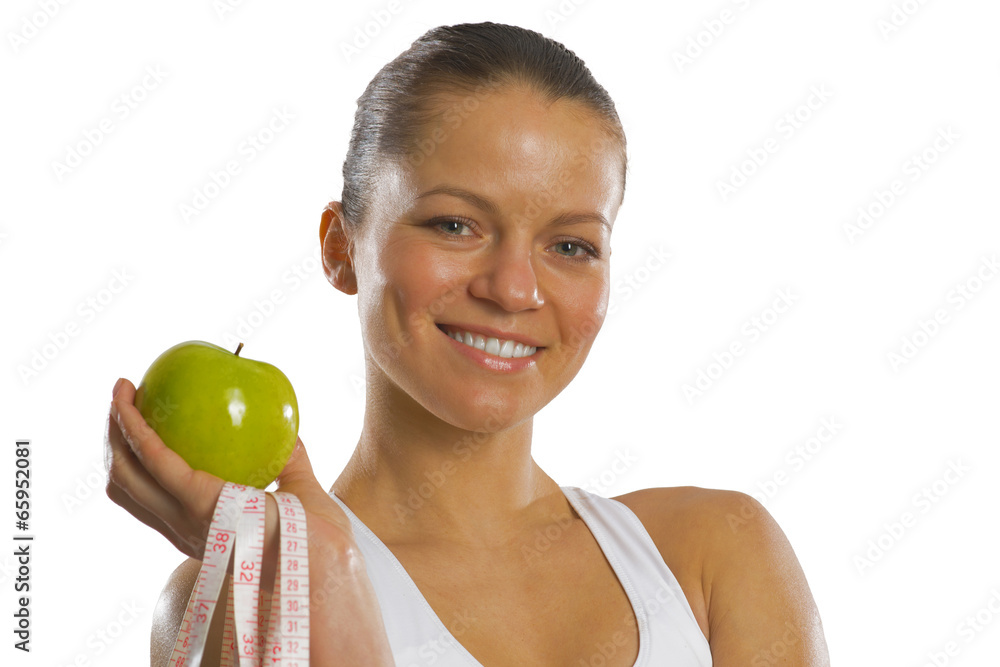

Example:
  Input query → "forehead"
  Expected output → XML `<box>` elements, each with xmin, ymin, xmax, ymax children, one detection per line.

<box><xmin>383</xmin><ymin>86</ymin><xmax>622</xmax><ymax>224</ymax></box>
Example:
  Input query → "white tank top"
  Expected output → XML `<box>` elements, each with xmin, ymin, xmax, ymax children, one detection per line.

<box><xmin>328</xmin><ymin>485</ymin><xmax>713</xmax><ymax>666</ymax></box>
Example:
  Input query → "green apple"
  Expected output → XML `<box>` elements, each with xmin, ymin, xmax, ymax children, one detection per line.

<box><xmin>134</xmin><ymin>340</ymin><xmax>298</xmax><ymax>488</ymax></box>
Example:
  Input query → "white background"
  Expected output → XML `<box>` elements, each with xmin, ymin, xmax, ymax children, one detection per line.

<box><xmin>2</xmin><ymin>0</ymin><xmax>999</xmax><ymax>665</ymax></box>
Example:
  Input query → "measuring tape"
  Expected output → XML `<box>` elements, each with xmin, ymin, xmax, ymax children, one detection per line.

<box><xmin>169</xmin><ymin>482</ymin><xmax>310</xmax><ymax>666</ymax></box>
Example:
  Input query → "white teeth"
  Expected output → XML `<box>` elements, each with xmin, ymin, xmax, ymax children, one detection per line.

<box><xmin>447</xmin><ymin>328</ymin><xmax>537</xmax><ymax>358</ymax></box>
<box><xmin>485</xmin><ymin>337</ymin><xmax>500</xmax><ymax>356</ymax></box>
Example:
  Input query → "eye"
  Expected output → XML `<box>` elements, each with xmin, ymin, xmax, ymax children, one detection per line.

<box><xmin>553</xmin><ymin>240</ymin><xmax>599</xmax><ymax>260</ymax></box>
<box><xmin>429</xmin><ymin>217</ymin><xmax>476</xmax><ymax>236</ymax></box>
<box><xmin>425</xmin><ymin>216</ymin><xmax>601</xmax><ymax>262</ymax></box>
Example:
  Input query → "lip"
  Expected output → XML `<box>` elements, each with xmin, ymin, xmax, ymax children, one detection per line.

<box><xmin>437</xmin><ymin>323</ymin><xmax>542</xmax><ymax>373</ymax></box>
<box><xmin>436</xmin><ymin>322</ymin><xmax>545</xmax><ymax>349</ymax></box>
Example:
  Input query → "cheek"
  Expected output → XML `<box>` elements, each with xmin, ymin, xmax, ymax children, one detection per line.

<box><xmin>378</xmin><ymin>242</ymin><xmax>461</xmax><ymax>331</ymax></box>
<box><xmin>559</xmin><ymin>274</ymin><xmax>609</xmax><ymax>350</ymax></box>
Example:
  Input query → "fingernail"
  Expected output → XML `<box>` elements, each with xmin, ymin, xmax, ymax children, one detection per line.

<box><xmin>112</xmin><ymin>378</ymin><xmax>124</xmax><ymax>397</ymax></box>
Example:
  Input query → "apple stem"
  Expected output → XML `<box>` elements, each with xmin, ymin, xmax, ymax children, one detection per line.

<box><xmin>235</xmin><ymin>342</ymin><xmax>244</xmax><ymax>357</ymax></box>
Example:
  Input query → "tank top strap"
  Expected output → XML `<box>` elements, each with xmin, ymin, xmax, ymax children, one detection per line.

<box><xmin>330</xmin><ymin>487</ymin><xmax>712</xmax><ymax>666</ymax></box>
<box><xmin>329</xmin><ymin>491</ymin><xmax>483</xmax><ymax>665</ymax></box>
<box><xmin>561</xmin><ymin>486</ymin><xmax>713</xmax><ymax>666</ymax></box>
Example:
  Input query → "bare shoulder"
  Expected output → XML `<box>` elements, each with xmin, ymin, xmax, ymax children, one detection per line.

<box><xmin>150</xmin><ymin>558</ymin><xmax>229</xmax><ymax>667</ymax></box>
<box><xmin>613</xmin><ymin>486</ymin><xmax>831</xmax><ymax>665</ymax></box>
<box><xmin>610</xmin><ymin>485</ymin><xmax>731</xmax><ymax>643</ymax></box>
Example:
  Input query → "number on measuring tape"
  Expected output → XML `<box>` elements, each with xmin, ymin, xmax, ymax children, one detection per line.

<box><xmin>267</xmin><ymin>492</ymin><xmax>310</xmax><ymax>665</ymax></box>
<box><xmin>169</xmin><ymin>483</ymin><xmax>250</xmax><ymax>667</ymax></box>
<box><xmin>170</xmin><ymin>482</ymin><xmax>309</xmax><ymax>666</ymax></box>
<box><xmin>234</xmin><ymin>492</ymin><xmax>265</xmax><ymax>665</ymax></box>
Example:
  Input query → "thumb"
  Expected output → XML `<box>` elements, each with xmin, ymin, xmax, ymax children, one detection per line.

<box><xmin>275</xmin><ymin>436</ymin><xmax>320</xmax><ymax>490</ymax></box>
<box><xmin>272</xmin><ymin>436</ymin><xmax>351</xmax><ymax>532</ymax></box>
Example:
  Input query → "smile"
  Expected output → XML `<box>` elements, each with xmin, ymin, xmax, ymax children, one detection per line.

<box><xmin>435</xmin><ymin>323</ymin><xmax>543</xmax><ymax>373</ymax></box>
<box><xmin>437</xmin><ymin>324</ymin><xmax>539</xmax><ymax>359</ymax></box>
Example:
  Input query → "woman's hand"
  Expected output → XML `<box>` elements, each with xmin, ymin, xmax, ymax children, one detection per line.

<box><xmin>105</xmin><ymin>377</ymin><xmax>395</xmax><ymax>666</ymax></box>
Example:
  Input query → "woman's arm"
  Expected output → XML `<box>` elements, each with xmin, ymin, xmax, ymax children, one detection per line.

<box><xmin>701</xmin><ymin>491</ymin><xmax>831</xmax><ymax>665</ymax></box>
<box><xmin>151</xmin><ymin>558</ymin><xmax>229</xmax><ymax>667</ymax></box>
<box><xmin>106</xmin><ymin>378</ymin><xmax>396</xmax><ymax>666</ymax></box>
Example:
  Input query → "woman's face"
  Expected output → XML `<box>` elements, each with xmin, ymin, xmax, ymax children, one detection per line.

<box><xmin>344</xmin><ymin>85</ymin><xmax>623</xmax><ymax>432</ymax></box>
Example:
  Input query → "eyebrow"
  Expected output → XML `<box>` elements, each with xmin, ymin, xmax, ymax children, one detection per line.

<box><xmin>414</xmin><ymin>185</ymin><xmax>611</xmax><ymax>233</ymax></box>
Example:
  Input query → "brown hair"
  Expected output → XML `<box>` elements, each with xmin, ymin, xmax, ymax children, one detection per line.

<box><xmin>339</xmin><ymin>20</ymin><xmax>628</xmax><ymax>229</ymax></box>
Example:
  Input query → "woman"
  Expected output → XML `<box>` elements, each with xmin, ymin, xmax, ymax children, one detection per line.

<box><xmin>106</xmin><ymin>21</ymin><xmax>830</xmax><ymax>666</ymax></box>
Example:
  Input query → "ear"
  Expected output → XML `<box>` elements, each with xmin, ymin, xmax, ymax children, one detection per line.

<box><xmin>319</xmin><ymin>201</ymin><xmax>358</xmax><ymax>295</ymax></box>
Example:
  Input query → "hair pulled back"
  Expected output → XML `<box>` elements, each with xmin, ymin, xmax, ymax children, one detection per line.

<box><xmin>340</xmin><ymin>21</ymin><xmax>628</xmax><ymax>230</ymax></box>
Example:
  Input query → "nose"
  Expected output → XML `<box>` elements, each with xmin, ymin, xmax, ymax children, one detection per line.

<box><xmin>467</xmin><ymin>239</ymin><xmax>544</xmax><ymax>313</ymax></box>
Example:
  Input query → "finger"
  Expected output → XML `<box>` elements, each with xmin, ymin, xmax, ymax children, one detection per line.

<box><xmin>105</xmin><ymin>401</ymin><xmax>191</xmax><ymax>521</ymax></box>
<box><xmin>110</xmin><ymin>378</ymin><xmax>222</xmax><ymax>519</ymax></box>
<box><xmin>274</xmin><ymin>436</ymin><xmax>331</xmax><ymax>505</ymax></box>
<box><xmin>275</xmin><ymin>436</ymin><xmax>320</xmax><ymax>489</ymax></box>
<box><xmin>275</xmin><ymin>437</ymin><xmax>352</xmax><ymax>531</ymax></box>
<box><xmin>106</xmin><ymin>480</ymin><xmax>205</xmax><ymax>559</ymax></box>
<box><xmin>105</xmin><ymin>406</ymin><xmax>202</xmax><ymax>553</ymax></box>
<box><xmin>106</xmin><ymin>383</ymin><xmax>223</xmax><ymax>553</ymax></box>
<box><xmin>105</xmin><ymin>404</ymin><xmax>184</xmax><ymax>506</ymax></box>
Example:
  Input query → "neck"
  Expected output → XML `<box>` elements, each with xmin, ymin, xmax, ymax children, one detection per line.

<box><xmin>330</xmin><ymin>377</ymin><xmax>565</xmax><ymax>552</ymax></box>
